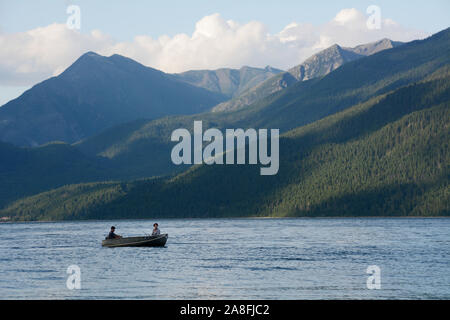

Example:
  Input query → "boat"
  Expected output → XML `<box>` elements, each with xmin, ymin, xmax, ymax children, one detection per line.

<box><xmin>102</xmin><ymin>234</ymin><xmax>168</xmax><ymax>247</ymax></box>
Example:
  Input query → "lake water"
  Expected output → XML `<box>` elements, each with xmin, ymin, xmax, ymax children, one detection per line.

<box><xmin>0</xmin><ymin>218</ymin><xmax>449</xmax><ymax>299</ymax></box>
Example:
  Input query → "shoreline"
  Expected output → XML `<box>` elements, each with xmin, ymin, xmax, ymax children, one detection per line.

<box><xmin>1</xmin><ymin>215</ymin><xmax>449</xmax><ymax>224</ymax></box>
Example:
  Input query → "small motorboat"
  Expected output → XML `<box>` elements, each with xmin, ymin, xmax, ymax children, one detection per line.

<box><xmin>102</xmin><ymin>234</ymin><xmax>168</xmax><ymax>247</ymax></box>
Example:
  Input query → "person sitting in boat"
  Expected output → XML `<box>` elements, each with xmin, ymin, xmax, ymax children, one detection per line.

<box><xmin>107</xmin><ymin>226</ymin><xmax>122</xmax><ymax>239</ymax></box>
<box><xmin>152</xmin><ymin>223</ymin><xmax>160</xmax><ymax>236</ymax></box>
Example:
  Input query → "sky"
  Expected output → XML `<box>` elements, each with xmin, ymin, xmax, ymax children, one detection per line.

<box><xmin>0</xmin><ymin>0</ymin><xmax>449</xmax><ymax>105</ymax></box>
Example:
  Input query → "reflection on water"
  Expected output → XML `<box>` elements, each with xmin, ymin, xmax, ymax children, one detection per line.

<box><xmin>0</xmin><ymin>218</ymin><xmax>449</xmax><ymax>299</ymax></box>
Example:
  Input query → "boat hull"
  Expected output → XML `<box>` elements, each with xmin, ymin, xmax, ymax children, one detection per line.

<box><xmin>102</xmin><ymin>234</ymin><xmax>168</xmax><ymax>247</ymax></box>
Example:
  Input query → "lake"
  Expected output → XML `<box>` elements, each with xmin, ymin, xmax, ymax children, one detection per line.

<box><xmin>0</xmin><ymin>218</ymin><xmax>449</xmax><ymax>299</ymax></box>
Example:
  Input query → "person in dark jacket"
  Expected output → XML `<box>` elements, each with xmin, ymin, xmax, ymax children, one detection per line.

<box><xmin>107</xmin><ymin>226</ymin><xmax>122</xmax><ymax>239</ymax></box>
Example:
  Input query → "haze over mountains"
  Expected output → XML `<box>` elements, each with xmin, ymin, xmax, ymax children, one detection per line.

<box><xmin>0</xmin><ymin>28</ymin><xmax>449</xmax><ymax>220</ymax></box>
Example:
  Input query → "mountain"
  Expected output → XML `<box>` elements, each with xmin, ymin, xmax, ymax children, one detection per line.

<box><xmin>76</xmin><ymin>30</ymin><xmax>448</xmax><ymax>175</ymax></box>
<box><xmin>286</xmin><ymin>44</ymin><xmax>362</xmax><ymax>81</ymax></box>
<box><xmin>288</xmin><ymin>38</ymin><xmax>403</xmax><ymax>81</ymax></box>
<box><xmin>0</xmin><ymin>29</ymin><xmax>448</xmax><ymax>214</ymax></box>
<box><xmin>349</xmin><ymin>38</ymin><xmax>403</xmax><ymax>55</ymax></box>
<box><xmin>3</xmin><ymin>71</ymin><xmax>448</xmax><ymax>221</ymax></box>
<box><xmin>213</xmin><ymin>38</ymin><xmax>403</xmax><ymax>112</ymax></box>
<box><xmin>0</xmin><ymin>52</ymin><xmax>227</xmax><ymax>147</ymax></box>
<box><xmin>172</xmin><ymin>65</ymin><xmax>284</xmax><ymax>98</ymax></box>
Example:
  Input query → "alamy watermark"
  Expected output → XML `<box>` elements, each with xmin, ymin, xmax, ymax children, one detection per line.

<box><xmin>366</xmin><ymin>265</ymin><xmax>381</xmax><ymax>289</ymax></box>
<box><xmin>171</xmin><ymin>121</ymin><xmax>279</xmax><ymax>175</ymax></box>
<box><xmin>66</xmin><ymin>264</ymin><xmax>81</xmax><ymax>290</ymax></box>
<box><xmin>66</xmin><ymin>5</ymin><xmax>81</xmax><ymax>30</ymax></box>
<box><xmin>366</xmin><ymin>5</ymin><xmax>381</xmax><ymax>30</ymax></box>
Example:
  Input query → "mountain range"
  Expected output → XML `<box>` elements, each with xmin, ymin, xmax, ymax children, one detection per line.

<box><xmin>0</xmin><ymin>28</ymin><xmax>449</xmax><ymax>220</ymax></box>
<box><xmin>0</xmin><ymin>52</ymin><xmax>227</xmax><ymax>146</ymax></box>
<box><xmin>4</xmin><ymin>71</ymin><xmax>448</xmax><ymax>220</ymax></box>
<box><xmin>0</xmin><ymin>54</ymin><xmax>285</xmax><ymax>147</ymax></box>
<box><xmin>0</xmin><ymin>39</ymin><xmax>400</xmax><ymax>147</ymax></box>
<box><xmin>212</xmin><ymin>38</ymin><xmax>403</xmax><ymax>112</ymax></box>
<box><xmin>173</xmin><ymin>65</ymin><xmax>284</xmax><ymax>98</ymax></box>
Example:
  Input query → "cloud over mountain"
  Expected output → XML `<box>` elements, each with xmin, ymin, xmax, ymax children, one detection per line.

<box><xmin>0</xmin><ymin>8</ymin><xmax>427</xmax><ymax>86</ymax></box>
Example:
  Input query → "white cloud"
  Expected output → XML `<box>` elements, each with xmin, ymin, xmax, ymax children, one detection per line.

<box><xmin>0</xmin><ymin>9</ymin><xmax>429</xmax><ymax>87</ymax></box>
<box><xmin>333</xmin><ymin>8</ymin><xmax>361</xmax><ymax>25</ymax></box>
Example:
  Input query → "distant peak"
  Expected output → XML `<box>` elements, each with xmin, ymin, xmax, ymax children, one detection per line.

<box><xmin>316</xmin><ymin>44</ymin><xmax>344</xmax><ymax>56</ymax></box>
<box><xmin>59</xmin><ymin>51</ymin><xmax>110</xmax><ymax>78</ymax></box>
<box><xmin>378</xmin><ymin>38</ymin><xmax>404</xmax><ymax>48</ymax></box>
<box><xmin>322</xmin><ymin>44</ymin><xmax>344</xmax><ymax>55</ymax></box>
<box><xmin>73</xmin><ymin>51</ymin><xmax>107</xmax><ymax>64</ymax></box>
<box><xmin>329</xmin><ymin>44</ymin><xmax>342</xmax><ymax>49</ymax></box>
<box><xmin>84</xmin><ymin>51</ymin><xmax>101</xmax><ymax>57</ymax></box>
<box><xmin>78</xmin><ymin>51</ymin><xmax>104</xmax><ymax>60</ymax></box>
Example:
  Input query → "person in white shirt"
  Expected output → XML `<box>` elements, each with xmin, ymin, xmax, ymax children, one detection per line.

<box><xmin>152</xmin><ymin>223</ymin><xmax>160</xmax><ymax>236</ymax></box>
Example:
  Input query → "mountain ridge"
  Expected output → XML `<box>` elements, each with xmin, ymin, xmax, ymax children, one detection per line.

<box><xmin>172</xmin><ymin>65</ymin><xmax>284</xmax><ymax>98</ymax></box>
<box><xmin>0</xmin><ymin>28</ymin><xmax>448</xmax><ymax>213</ymax></box>
<box><xmin>75</xmin><ymin>28</ymin><xmax>449</xmax><ymax>179</ymax></box>
<box><xmin>213</xmin><ymin>38</ymin><xmax>403</xmax><ymax>112</ymax></box>
<box><xmin>0</xmin><ymin>52</ymin><xmax>228</xmax><ymax>147</ymax></box>
<box><xmin>3</xmin><ymin>73</ymin><xmax>448</xmax><ymax>220</ymax></box>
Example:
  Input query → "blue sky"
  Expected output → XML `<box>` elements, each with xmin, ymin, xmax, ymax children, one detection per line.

<box><xmin>0</xmin><ymin>0</ymin><xmax>449</xmax><ymax>105</ymax></box>
<box><xmin>1</xmin><ymin>0</ymin><xmax>449</xmax><ymax>39</ymax></box>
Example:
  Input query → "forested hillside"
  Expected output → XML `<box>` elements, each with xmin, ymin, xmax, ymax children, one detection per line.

<box><xmin>0</xmin><ymin>141</ymin><xmax>115</xmax><ymax>208</ymax></box>
<box><xmin>3</xmin><ymin>72</ymin><xmax>448</xmax><ymax>221</ymax></box>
